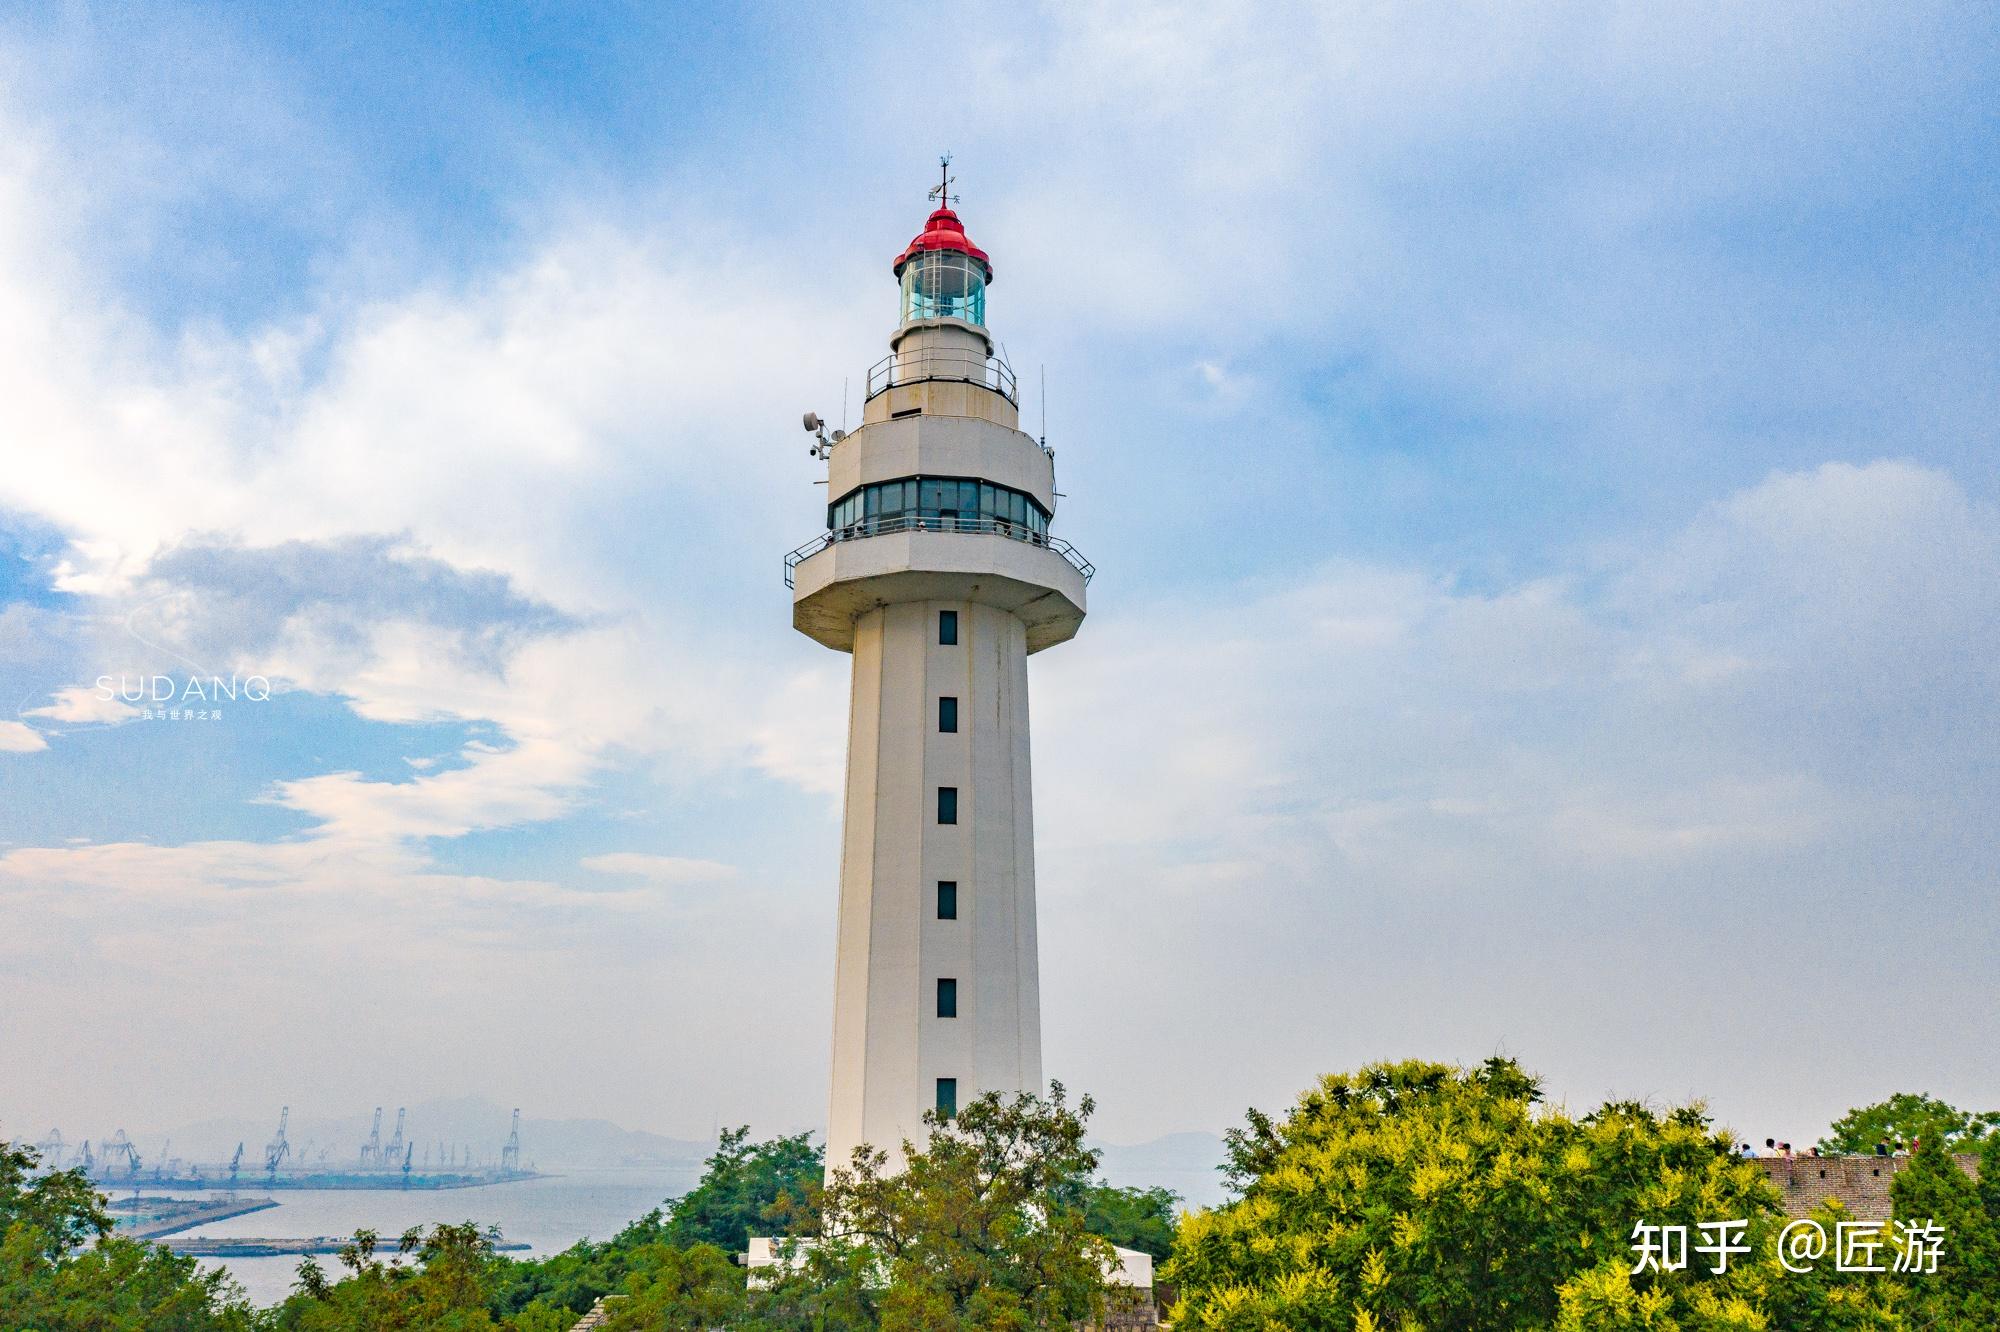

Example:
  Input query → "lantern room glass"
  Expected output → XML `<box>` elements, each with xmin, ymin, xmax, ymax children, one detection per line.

<box><xmin>900</xmin><ymin>249</ymin><xmax>987</xmax><ymax>327</ymax></box>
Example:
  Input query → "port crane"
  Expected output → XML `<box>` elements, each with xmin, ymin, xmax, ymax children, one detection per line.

<box><xmin>228</xmin><ymin>1143</ymin><xmax>243</xmax><ymax>1186</ymax></box>
<box><xmin>76</xmin><ymin>1140</ymin><xmax>94</xmax><ymax>1174</ymax></box>
<box><xmin>384</xmin><ymin>1107</ymin><xmax>406</xmax><ymax>1168</ymax></box>
<box><xmin>35</xmin><ymin>1129</ymin><xmax>65</xmax><ymax>1170</ymax></box>
<box><xmin>500</xmin><ymin>1109</ymin><xmax>521</xmax><ymax>1174</ymax></box>
<box><xmin>103</xmin><ymin>1130</ymin><xmax>142</xmax><ymax>1178</ymax></box>
<box><xmin>360</xmin><ymin>1107</ymin><xmax>383</xmax><ymax>1167</ymax></box>
<box><xmin>400</xmin><ymin>1142</ymin><xmax>414</xmax><ymax>1187</ymax></box>
<box><xmin>263</xmin><ymin>1106</ymin><xmax>291</xmax><ymax>1182</ymax></box>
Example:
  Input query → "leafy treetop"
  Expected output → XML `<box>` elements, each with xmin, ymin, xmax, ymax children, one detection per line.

<box><xmin>1</xmin><ymin>1139</ymin><xmax>257</xmax><ymax>1331</ymax></box>
<box><xmin>1819</xmin><ymin>1093</ymin><xmax>2000</xmax><ymax>1156</ymax></box>
<box><xmin>781</xmin><ymin>1081</ymin><xmax>1123</xmax><ymax>1331</ymax></box>
<box><xmin>1169</xmin><ymin>1057</ymin><xmax>1907</xmax><ymax>1331</ymax></box>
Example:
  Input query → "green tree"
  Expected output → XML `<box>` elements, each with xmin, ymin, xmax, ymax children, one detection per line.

<box><xmin>482</xmin><ymin>1127</ymin><xmax>817</xmax><ymax>1323</ymax></box>
<box><xmin>590</xmin><ymin>1244</ymin><xmax>751</xmax><ymax>1330</ymax></box>
<box><xmin>485</xmin><ymin>1223</ymin><xmax>756</xmax><ymax>1329</ymax></box>
<box><xmin>775</xmin><ymin>1082</ymin><xmax>1119</xmax><ymax>1331</ymax></box>
<box><xmin>486</xmin><ymin>1228</ymin><xmax>649</xmax><ymax>1322</ymax></box>
<box><xmin>1980</xmin><ymin>1134</ymin><xmax>2000</xmax><ymax>1230</ymax></box>
<box><xmin>1889</xmin><ymin>1134</ymin><xmax>2000</xmax><ymax>1330</ymax></box>
<box><xmin>1819</xmin><ymin>1093</ymin><xmax>2000</xmax><ymax>1156</ymax></box>
<box><xmin>0</xmin><ymin>1141</ymin><xmax>110</xmax><ymax>1261</ymax></box>
<box><xmin>268</xmin><ymin>1222</ymin><xmax>509</xmax><ymax>1330</ymax></box>
<box><xmin>0</xmin><ymin>1139</ymin><xmax>257</xmax><ymax>1331</ymax></box>
<box><xmin>1081</xmin><ymin>1182</ymin><xmax>1178</xmax><ymax>1260</ymax></box>
<box><xmin>1550</xmin><ymin>1195</ymin><xmax>1906</xmax><ymax>1332</ymax></box>
<box><xmin>1166</xmin><ymin>1058</ymin><xmax>1902</xmax><ymax>1331</ymax></box>
<box><xmin>660</xmin><ymin>1125</ymin><xmax>821</xmax><ymax>1252</ymax></box>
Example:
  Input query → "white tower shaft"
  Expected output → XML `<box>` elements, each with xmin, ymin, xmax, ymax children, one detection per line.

<box><xmin>827</xmin><ymin>598</ymin><xmax>1044</xmax><ymax>1165</ymax></box>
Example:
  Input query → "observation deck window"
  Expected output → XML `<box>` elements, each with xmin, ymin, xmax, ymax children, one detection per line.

<box><xmin>829</xmin><ymin>475</ymin><xmax>1049</xmax><ymax>539</ymax></box>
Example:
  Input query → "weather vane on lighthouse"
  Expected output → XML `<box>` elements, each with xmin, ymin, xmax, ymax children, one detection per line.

<box><xmin>929</xmin><ymin>152</ymin><xmax>958</xmax><ymax>208</ymax></box>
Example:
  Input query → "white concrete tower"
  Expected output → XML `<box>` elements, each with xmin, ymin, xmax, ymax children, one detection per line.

<box><xmin>787</xmin><ymin>176</ymin><xmax>1091</xmax><ymax>1174</ymax></box>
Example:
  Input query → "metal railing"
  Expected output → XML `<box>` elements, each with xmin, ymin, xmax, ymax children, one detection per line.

<box><xmin>866</xmin><ymin>349</ymin><xmax>1018</xmax><ymax>406</ymax></box>
<box><xmin>785</xmin><ymin>513</ymin><xmax>1095</xmax><ymax>588</ymax></box>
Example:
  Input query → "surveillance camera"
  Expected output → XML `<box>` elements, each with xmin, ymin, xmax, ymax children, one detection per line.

<box><xmin>803</xmin><ymin>412</ymin><xmax>822</xmax><ymax>433</ymax></box>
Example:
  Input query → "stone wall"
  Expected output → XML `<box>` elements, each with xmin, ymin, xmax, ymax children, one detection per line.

<box><xmin>568</xmin><ymin>1296</ymin><xmax>622</xmax><ymax>1330</ymax></box>
<box><xmin>1756</xmin><ymin>1153</ymin><xmax>1980</xmax><ymax>1219</ymax></box>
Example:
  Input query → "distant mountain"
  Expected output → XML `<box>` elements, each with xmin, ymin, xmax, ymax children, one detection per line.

<box><xmin>132</xmin><ymin>1096</ymin><xmax>714</xmax><ymax>1171</ymax></box>
<box><xmin>1093</xmin><ymin>1130</ymin><xmax>1229</xmax><ymax>1208</ymax></box>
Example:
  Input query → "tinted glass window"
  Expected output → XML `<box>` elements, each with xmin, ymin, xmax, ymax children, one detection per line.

<box><xmin>937</xmin><ymin>787</ymin><xmax>958</xmax><ymax>824</ymax></box>
<box><xmin>937</xmin><ymin>977</ymin><xmax>958</xmax><ymax>1018</ymax></box>
<box><xmin>937</xmin><ymin>881</ymin><xmax>958</xmax><ymax>919</ymax></box>
<box><xmin>827</xmin><ymin>477</ymin><xmax>1052</xmax><ymax>539</ymax></box>
<box><xmin>939</xmin><ymin>610</ymin><xmax>957</xmax><ymax>645</ymax></box>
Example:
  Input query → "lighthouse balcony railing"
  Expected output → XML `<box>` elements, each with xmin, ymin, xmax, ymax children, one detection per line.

<box><xmin>866</xmin><ymin>349</ymin><xmax>1018</xmax><ymax>406</ymax></box>
<box><xmin>785</xmin><ymin>514</ymin><xmax>1094</xmax><ymax>588</ymax></box>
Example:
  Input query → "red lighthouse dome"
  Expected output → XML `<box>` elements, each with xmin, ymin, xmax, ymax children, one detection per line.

<box><xmin>893</xmin><ymin>207</ymin><xmax>992</xmax><ymax>282</ymax></box>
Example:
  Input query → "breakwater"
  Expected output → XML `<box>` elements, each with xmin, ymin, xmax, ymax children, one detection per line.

<box><xmin>109</xmin><ymin>1195</ymin><xmax>279</xmax><ymax>1240</ymax></box>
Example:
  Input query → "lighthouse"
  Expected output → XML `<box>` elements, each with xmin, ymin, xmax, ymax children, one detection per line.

<box><xmin>786</xmin><ymin>169</ymin><xmax>1092</xmax><ymax>1173</ymax></box>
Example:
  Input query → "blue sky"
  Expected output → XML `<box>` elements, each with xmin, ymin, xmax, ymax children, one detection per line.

<box><xmin>1</xmin><ymin>2</ymin><xmax>1996</xmax><ymax>1151</ymax></box>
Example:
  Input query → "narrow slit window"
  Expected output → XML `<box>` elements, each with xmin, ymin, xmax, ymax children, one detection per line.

<box><xmin>939</xmin><ymin>696</ymin><xmax>958</xmax><ymax>733</ymax></box>
<box><xmin>939</xmin><ymin>609</ymin><xmax>958</xmax><ymax>645</ymax></box>
<box><xmin>936</xmin><ymin>977</ymin><xmax>958</xmax><ymax>1018</ymax></box>
<box><xmin>937</xmin><ymin>881</ymin><xmax>957</xmax><ymax>919</ymax></box>
<box><xmin>935</xmin><ymin>1077</ymin><xmax>957</xmax><ymax>1118</ymax></box>
<box><xmin>937</xmin><ymin>787</ymin><xmax>958</xmax><ymax>824</ymax></box>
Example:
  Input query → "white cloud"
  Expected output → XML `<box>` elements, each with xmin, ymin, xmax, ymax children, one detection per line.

<box><xmin>0</xmin><ymin>719</ymin><xmax>48</xmax><ymax>752</ymax></box>
<box><xmin>1045</xmin><ymin>461</ymin><xmax>2000</xmax><ymax>884</ymax></box>
<box><xmin>0</xmin><ymin>97</ymin><xmax>867</xmax><ymax>872</ymax></box>
<box><xmin>23</xmin><ymin>685</ymin><xmax>140</xmax><ymax>724</ymax></box>
<box><xmin>1031</xmin><ymin>460</ymin><xmax>2000</xmax><ymax>1134</ymax></box>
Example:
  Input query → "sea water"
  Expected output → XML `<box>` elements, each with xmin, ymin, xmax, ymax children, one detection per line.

<box><xmin>148</xmin><ymin>1166</ymin><xmax>704</xmax><ymax>1307</ymax></box>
